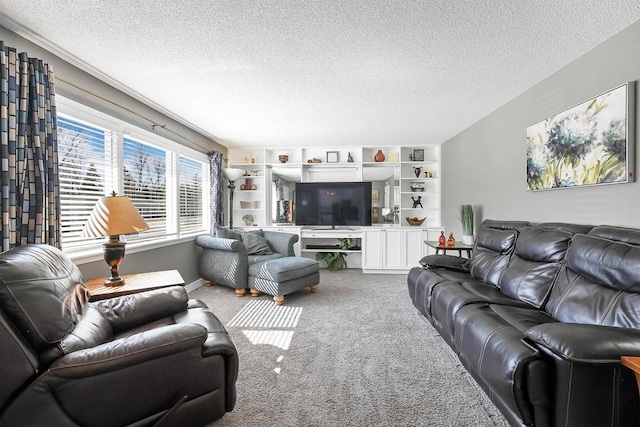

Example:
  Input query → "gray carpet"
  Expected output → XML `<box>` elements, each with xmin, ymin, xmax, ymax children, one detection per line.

<box><xmin>190</xmin><ymin>269</ymin><xmax>509</xmax><ymax>427</ymax></box>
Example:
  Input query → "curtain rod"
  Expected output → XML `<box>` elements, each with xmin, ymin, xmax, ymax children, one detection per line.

<box><xmin>55</xmin><ymin>76</ymin><xmax>213</xmax><ymax>153</ymax></box>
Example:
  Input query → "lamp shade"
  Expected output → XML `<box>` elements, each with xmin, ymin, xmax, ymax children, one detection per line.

<box><xmin>82</xmin><ymin>194</ymin><xmax>150</xmax><ymax>238</ymax></box>
<box><xmin>222</xmin><ymin>168</ymin><xmax>246</xmax><ymax>182</ymax></box>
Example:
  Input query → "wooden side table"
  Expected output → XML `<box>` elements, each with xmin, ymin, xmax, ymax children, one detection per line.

<box><xmin>86</xmin><ymin>270</ymin><xmax>185</xmax><ymax>301</ymax></box>
<box><xmin>424</xmin><ymin>240</ymin><xmax>473</xmax><ymax>258</ymax></box>
<box><xmin>621</xmin><ymin>356</ymin><xmax>640</xmax><ymax>393</ymax></box>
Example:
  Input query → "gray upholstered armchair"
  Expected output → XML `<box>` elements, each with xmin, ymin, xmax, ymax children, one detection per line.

<box><xmin>195</xmin><ymin>227</ymin><xmax>299</xmax><ymax>297</ymax></box>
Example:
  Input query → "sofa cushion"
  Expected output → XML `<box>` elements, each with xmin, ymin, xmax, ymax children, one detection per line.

<box><xmin>248</xmin><ymin>254</ymin><xmax>284</xmax><ymax>265</ymax></box>
<box><xmin>481</xmin><ymin>219</ymin><xmax>531</xmax><ymax>231</ymax></box>
<box><xmin>241</xmin><ymin>233</ymin><xmax>273</xmax><ymax>255</ymax></box>
<box><xmin>588</xmin><ymin>225</ymin><xmax>640</xmax><ymax>245</ymax></box>
<box><xmin>489</xmin><ymin>304</ymin><xmax>555</xmax><ymax>333</ymax></box>
<box><xmin>453</xmin><ymin>304</ymin><xmax>540</xmax><ymax>426</ymax></box>
<box><xmin>498</xmin><ymin>227</ymin><xmax>572</xmax><ymax>308</ymax></box>
<box><xmin>249</xmin><ymin>257</ymin><xmax>319</xmax><ymax>283</ymax></box>
<box><xmin>0</xmin><ymin>245</ymin><xmax>89</xmax><ymax>353</ymax></box>
<box><xmin>216</xmin><ymin>225</ymin><xmax>264</xmax><ymax>241</ymax></box>
<box><xmin>215</xmin><ymin>225</ymin><xmax>242</xmax><ymax>240</ymax></box>
<box><xmin>469</xmin><ymin>227</ymin><xmax>518</xmax><ymax>286</ymax></box>
<box><xmin>544</xmin><ymin>233</ymin><xmax>640</xmax><ymax>328</ymax></box>
<box><xmin>430</xmin><ymin>279</ymin><xmax>533</xmax><ymax>345</ymax></box>
<box><xmin>536</xmin><ymin>222</ymin><xmax>594</xmax><ymax>235</ymax></box>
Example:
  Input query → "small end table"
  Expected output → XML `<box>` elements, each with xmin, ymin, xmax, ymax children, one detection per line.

<box><xmin>424</xmin><ymin>240</ymin><xmax>473</xmax><ymax>258</ymax></box>
<box><xmin>86</xmin><ymin>269</ymin><xmax>185</xmax><ymax>301</ymax></box>
<box><xmin>621</xmin><ymin>356</ymin><xmax>640</xmax><ymax>394</ymax></box>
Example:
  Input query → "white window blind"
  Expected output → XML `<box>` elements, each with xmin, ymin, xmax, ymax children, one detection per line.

<box><xmin>123</xmin><ymin>136</ymin><xmax>168</xmax><ymax>238</ymax></box>
<box><xmin>179</xmin><ymin>156</ymin><xmax>206</xmax><ymax>233</ymax></box>
<box><xmin>58</xmin><ymin>115</ymin><xmax>116</xmax><ymax>250</ymax></box>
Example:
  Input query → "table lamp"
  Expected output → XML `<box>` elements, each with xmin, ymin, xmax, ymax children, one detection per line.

<box><xmin>82</xmin><ymin>191</ymin><xmax>150</xmax><ymax>286</ymax></box>
<box><xmin>222</xmin><ymin>168</ymin><xmax>246</xmax><ymax>229</ymax></box>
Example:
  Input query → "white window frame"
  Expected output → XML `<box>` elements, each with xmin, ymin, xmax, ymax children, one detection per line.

<box><xmin>57</xmin><ymin>96</ymin><xmax>210</xmax><ymax>264</ymax></box>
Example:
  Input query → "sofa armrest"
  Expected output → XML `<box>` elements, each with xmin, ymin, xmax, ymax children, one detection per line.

<box><xmin>49</xmin><ymin>323</ymin><xmax>207</xmax><ymax>378</ymax></box>
<box><xmin>195</xmin><ymin>235</ymin><xmax>247</xmax><ymax>253</ymax></box>
<box><xmin>526</xmin><ymin>323</ymin><xmax>640</xmax><ymax>363</ymax></box>
<box><xmin>93</xmin><ymin>286</ymin><xmax>188</xmax><ymax>332</ymax></box>
<box><xmin>419</xmin><ymin>254</ymin><xmax>470</xmax><ymax>272</ymax></box>
<box><xmin>263</xmin><ymin>231</ymin><xmax>299</xmax><ymax>256</ymax></box>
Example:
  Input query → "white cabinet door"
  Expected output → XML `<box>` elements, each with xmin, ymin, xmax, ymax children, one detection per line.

<box><xmin>402</xmin><ymin>228</ymin><xmax>427</xmax><ymax>268</ymax></box>
<box><xmin>403</xmin><ymin>228</ymin><xmax>445</xmax><ymax>268</ymax></box>
<box><xmin>382</xmin><ymin>229</ymin><xmax>403</xmax><ymax>269</ymax></box>
<box><xmin>362</xmin><ymin>229</ymin><xmax>383</xmax><ymax>269</ymax></box>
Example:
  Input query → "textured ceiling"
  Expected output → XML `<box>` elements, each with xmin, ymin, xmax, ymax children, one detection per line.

<box><xmin>1</xmin><ymin>1</ymin><xmax>639</xmax><ymax>149</ymax></box>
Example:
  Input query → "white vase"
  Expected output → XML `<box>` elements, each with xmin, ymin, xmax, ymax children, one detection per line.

<box><xmin>462</xmin><ymin>234</ymin><xmax>474</xmax><ymax>245</ymax></box>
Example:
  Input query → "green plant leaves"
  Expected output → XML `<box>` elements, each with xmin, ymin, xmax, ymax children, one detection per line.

<box><xmin>315</xmin><ymin>251</ymin><xmax>348</xmax><ymax>270</ymax></box>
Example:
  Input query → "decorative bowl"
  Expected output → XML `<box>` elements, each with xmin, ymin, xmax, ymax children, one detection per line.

<box><xmin>240</xmin><ymin>200</ymin><xmax>260</xmax><ymax>209</ymax></box>
<box><xmin>405</xmin><ymin>217</ymin><xmax>426</xmax><ymax>226</ymax></box>
<box><xmin>278</xmin><ymin>155</ymin><xmax>289</xmax><ymax>163</ymax></box>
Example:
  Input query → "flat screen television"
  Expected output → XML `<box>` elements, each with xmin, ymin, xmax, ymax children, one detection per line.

<box><xmin>295</xmin><ymin>182</ymin><xmax>372</xmax><ymax>227</ymax></box>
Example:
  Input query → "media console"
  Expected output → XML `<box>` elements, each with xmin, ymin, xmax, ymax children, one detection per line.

<box><xmin>299</xmin><ymin>228</ymin><xmax>363</xmax><ymax>269</ymax></box>
<box><xmin>258</xmin><ymin>225</ymin><xmax>444</xmax><ymax>273</ymax></box>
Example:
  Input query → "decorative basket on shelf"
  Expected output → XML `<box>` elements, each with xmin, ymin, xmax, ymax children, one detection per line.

<box><xmin>240</xmin><ymin>200</ymin><xmax>260</xmax><ymax>209</ymax></box>
<box><xmin>405</xmin><ymin>217</ymin><xmax>426</xmax><ymax>226</ymax></box>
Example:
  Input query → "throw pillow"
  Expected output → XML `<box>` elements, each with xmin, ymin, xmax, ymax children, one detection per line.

<box><xmin>215</xmin><ymin>225</ymin><xmax>242</xmax><ymax>240</ymax></box>
<box><xmin>241</xmin><ymin>233</ymin><xmax>273</xmax><ymax>255</ymax></box>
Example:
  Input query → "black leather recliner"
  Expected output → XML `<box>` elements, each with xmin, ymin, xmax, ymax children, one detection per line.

<box><xmin>0</xmin><ymin>244</ymin><xmax>238</xmax><ymax>426</ymax></box>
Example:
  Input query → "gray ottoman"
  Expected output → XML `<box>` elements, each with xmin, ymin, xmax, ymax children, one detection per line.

<box><xmin>248</xmin><ymin>257</ymin><xmax>320</xmax><ymax>305</ymax></box>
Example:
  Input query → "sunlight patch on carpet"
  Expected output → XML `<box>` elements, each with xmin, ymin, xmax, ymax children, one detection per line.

<box><xmin>242</xmin><ymin>330</ymin><xmax>295</xmax><ymax>350</ymax></box>
<box><xmin>227</xmin><ymin>300</ymin><xmax>302</xmax><ymax>328</ymax></box>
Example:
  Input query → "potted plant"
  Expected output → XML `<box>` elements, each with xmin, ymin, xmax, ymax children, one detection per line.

<box><xmin>459</xmin><ymin>204</ymin><xmax>474</xmax><ymax>245</ymax></box>
<box><xmin>242</xmin><ymin>214</ymin><xmax>254</xmax><ymax>226</ymax></box>
<box><xmin>315</xmin><ymin>238</ymin><xmax>351</xmax><ymax>271</ymax></box>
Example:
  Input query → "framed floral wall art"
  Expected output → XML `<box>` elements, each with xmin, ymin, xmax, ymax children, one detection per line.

<box><xmin>526</xmin><ymin>82</ymin><xmax>635</xmax><ymax>190</ymax></box>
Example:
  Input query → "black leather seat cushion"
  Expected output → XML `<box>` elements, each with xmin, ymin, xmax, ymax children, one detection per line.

<box><xmin>430</xmin><ymin>280</ymin><xmax>532</xmax><ymax>346</ymax></box>
<box><xmin>454</xmin><ymin>304</ymin><xmax>549</xmax><ymax>425</ymax></box>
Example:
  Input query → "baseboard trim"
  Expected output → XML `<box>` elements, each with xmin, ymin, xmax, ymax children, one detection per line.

<box><xmin>186</xmin><ymin>278</ymin><xmax>206</xmax><ymax>293</ymax></box>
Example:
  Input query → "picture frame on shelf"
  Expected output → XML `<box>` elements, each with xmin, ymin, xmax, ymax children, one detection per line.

<box><xmin>412</xmin><ymin>149</ymin><xmax>424</xmax><ymax>161</ymax></box>
<box><xmin>372</xmin><ymin>189</ymin><xmax>380</xmax><ymax>202</ymax></box>
<box><xmin>327</xmin><ymin>151</ymin><xmax>339</xmax><ymax>163</ymax></box>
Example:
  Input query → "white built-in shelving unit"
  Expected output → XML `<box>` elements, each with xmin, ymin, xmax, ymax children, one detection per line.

<box><xmin>226</xmin><ymin>145</ymin><xmax>442</xmax><ymax>272</ymax></box>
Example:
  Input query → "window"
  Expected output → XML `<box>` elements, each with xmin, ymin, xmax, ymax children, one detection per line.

<box><xmin>58</xmin><ymin>116</ymin><xmax>114</xmax><ymax>250</ymax></box>
<box><xmin>179</xmin><ymin>156</ymin><xmax>206</xmax><ymax>233</ymax></box>
<box><xmin>123</xmin><ymin>137</ymin><xmax>169</xmax><ymax>238</ymax></box>
<box><xmin>56</xmin><ymin>97</ymin><xmax>210</xmax><ymax>256</ymax></box>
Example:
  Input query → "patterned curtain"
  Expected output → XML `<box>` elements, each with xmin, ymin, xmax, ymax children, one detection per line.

<box><xmin>0</xmin><ymin>42</ymin><xmax>60</xmax><ymax>252</ymax></box>
<box><xmin>208</xmin><ymin>150</ymin><xmax>224</xmax><ymax>233</ymax></box>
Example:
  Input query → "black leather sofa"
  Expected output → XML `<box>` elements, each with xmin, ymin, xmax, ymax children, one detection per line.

<box><xmin>0</xmin><ymin>244</ymin><xmax>238</xmax><ymax>426</ymax></box>
<box><xmin>408</xmin><ymin>219</ymin><xmax>640</xmax><ymax>427</ymax></box>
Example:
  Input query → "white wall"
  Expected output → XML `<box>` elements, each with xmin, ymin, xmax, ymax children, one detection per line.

<box><xmin>441</xmin><ymin>20</ymin><xmax>640</xmax><ymax>235</ymax></box>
